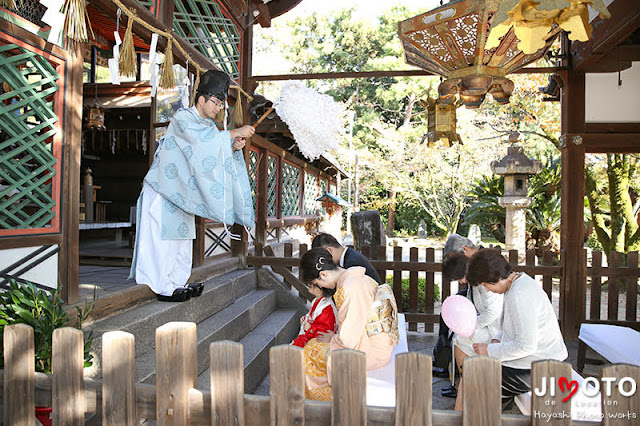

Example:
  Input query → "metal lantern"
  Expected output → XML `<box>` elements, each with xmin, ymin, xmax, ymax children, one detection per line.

<box><xmin>86</xmin><ymin>105</ymin><xmax>106</xmax><ymax>131</ymax></box>
<box><xmin>421</xmin><ymin>97</ymin><xmax>462</xmax><ymax>147</ymax></box>
<box><xmin>398</xmin><ymin>0</ymin><xmax>563</xmax><ymax>109</ymax></box>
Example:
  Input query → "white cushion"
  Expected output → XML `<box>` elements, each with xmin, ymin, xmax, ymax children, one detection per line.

<box><xmin>579</xmin><ymin>323</ymin><xmax>640</xmax><ymax>366</ymax></box>
<box><xmin>366</xmin><ymin>314</ymin><xmax>409</xmax><ymax>407</ymax></box>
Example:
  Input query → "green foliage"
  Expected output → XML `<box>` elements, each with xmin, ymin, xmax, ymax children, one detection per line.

<box><xmin>385</xmin><ymin>276</ymin><xmax>441</xmax><ymax>312</ymax></box>
<box><xmin>462</xmin><ymin>175</ymin><xmax>505</xmax><ymax>242</ymax></box>
<box><xmin>0</xmin><ymin>280</ymin><xmax>94</xmax><ymax>374</ymax></box>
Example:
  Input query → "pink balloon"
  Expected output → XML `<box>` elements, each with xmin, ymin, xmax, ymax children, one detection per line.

<box><xmin>441</xmin><ymin>295</ymin><xmax>477</xmax><ymax>338</ymax></box>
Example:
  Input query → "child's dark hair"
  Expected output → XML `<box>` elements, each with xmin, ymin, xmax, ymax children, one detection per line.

<box><xmin>466</xmin><ymin>248</ymin><xmax>512</xmax><ymax>287</ymax></box>
<box><xmin>442</xmin><ymin>253</ymin><xmax>469</xmax><ymax>282</ymax></box>
<box><xmin>300</xmin><ymin>247</ymin><xmax>338</xmax><ymax>285</ymax></box>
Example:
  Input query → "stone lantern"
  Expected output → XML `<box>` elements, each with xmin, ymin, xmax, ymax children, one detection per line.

<box><xmin>490</xmin><ymin>133</ymin><xmax>542</xmax><ymax>253</ymax></box>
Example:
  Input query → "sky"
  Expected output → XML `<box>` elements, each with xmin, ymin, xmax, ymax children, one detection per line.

<box><xmin>253</xmin><ymin>0</ymin><xmax>442</xmax><ymax>75</ymax></box>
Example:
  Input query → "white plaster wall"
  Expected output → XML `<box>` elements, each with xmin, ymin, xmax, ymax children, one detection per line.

<box><xmin>585</xmin><ymin>61</ymin><xmax>640</xmax><ymax>123</ymax></box>
<box><xmin>0</xmin><ymin>246</ymin><xmax>59</xmax><ymax>289</ymax></box>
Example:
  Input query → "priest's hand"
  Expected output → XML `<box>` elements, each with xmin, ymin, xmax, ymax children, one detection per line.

<box><xmin>317</xmin><ymin>331</ymin><xmax>334</xmax><ymax>343</ymax></box>
<box><xmin>233</xmin><ymin>138</ymin><xmax>246</xmax><ymax>151</ymax></box>
<box><xmin>230</xmin><ymin>125</ymin><xmax>255</xmax><ymax>140</ymax></box>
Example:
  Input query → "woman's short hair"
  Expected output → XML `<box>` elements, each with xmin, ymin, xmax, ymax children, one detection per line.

<box><xmin>466</xmin><ymin>248</ymin><xmax>512</xmax><ymax>286</ymax></box>
<box><xmin>300</xmin><ymin>247</ymin><xmax>338</xmax><ymax>284</ymax></box>
<box><xmin>442</xmin><ymin>253</ymin><xmax>469</xmax><ymax>282</ymax></box>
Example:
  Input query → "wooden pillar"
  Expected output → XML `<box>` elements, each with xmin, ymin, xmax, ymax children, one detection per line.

<box><xmin>255</xmin><ymin>149</ymin><xmax>268</xmax><ymax>245</ymax></box>
<box><xmin>560</xmin><ymin>67</ymin><xmax>586</xmax><ymax>338</ymax></box>
<box><xmin>59</xmin><ymin>41</ymin><xmax>84</xmax><ymax>305</ymax></box>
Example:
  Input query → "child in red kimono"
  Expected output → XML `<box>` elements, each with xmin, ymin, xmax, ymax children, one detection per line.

<box><xmin>292</xmin><ymin>283</ymin><xmax>337</xmax><ymax>348</ymax></box>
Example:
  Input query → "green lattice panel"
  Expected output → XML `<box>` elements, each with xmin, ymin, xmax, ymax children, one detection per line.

<box><xmin>0</xmin><ymin>44</ymin><xmax>60</xmax><ymax>232</ymax></box>
<box><xmin>282</xmin><ymin>162</ymin><xmax>301</xmax><ymax>217</ymax></box>
<box><xmin>267</xmin><ymin>155</ymin><xmax>277</xmax><ymax>217</ymax></box>
<box><xmin>304</xmin><ymin>172</ymin><xmax>319</xmax><ymax>215</ymax></box>
<box><xmin>248</xmin><ymin>149</ymin><xmax>258</xmax><ymax>216</ymax></box>
<box><xmin>319</xmin><ymin>179</ymin><xmax>328</xmax><ymax>213</ymax></box>
<box><xmin>173</xmin><ymin>0</ymin><xmax>241</xmax><ymax>80</ymax></box>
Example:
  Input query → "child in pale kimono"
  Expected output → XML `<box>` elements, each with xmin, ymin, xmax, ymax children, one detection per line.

<box><xmin>298</xmin><ymin>247</ymin><xmax>399</xmax><ymax>401</ymax></box>
<box><xmin>291</xmin><ymin>283</ymin><xmax>337</xmax><ymax>348</ymax></box>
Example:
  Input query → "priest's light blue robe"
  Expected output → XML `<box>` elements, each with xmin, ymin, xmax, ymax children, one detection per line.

<box><xmin>130</xmin><ymin>106</ymin><xmax>254</xmax><ymax>295</ymax></box>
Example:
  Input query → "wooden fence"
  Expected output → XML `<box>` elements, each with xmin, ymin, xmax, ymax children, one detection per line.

<box><xmin>3</xmin><ymin>323</ymin><xmax>638</xmax><ymax>425</ymax></box>
<box><xmin>248</xmin><ymin>244</ymin><xmax>640</xmax><ymax>331</ymax></box>
<box><xmin>248</xmin><ymin>244</ymin><xmax>561</xmax><ymax>331</ymax></box>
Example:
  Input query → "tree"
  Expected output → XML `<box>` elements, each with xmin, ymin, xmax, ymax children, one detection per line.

<box><xmin>585</xmin><ymin>154</ymin><xmax>640</xmax><ymax>254</ymax></box>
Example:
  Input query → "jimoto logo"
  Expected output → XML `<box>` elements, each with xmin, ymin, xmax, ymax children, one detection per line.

<box><xmin>534</xmin><ymin>376</ymin><xmax>637</xmax><ymax>402</ymax></box>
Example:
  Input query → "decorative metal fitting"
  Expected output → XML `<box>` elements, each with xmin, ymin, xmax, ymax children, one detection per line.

<box><xmin>572</xmin><ymin>136</ymin><xmax>583</xmax><ymax>145</ymax></box>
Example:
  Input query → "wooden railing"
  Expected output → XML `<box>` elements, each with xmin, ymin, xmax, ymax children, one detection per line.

<box><xmin>4</xmin><ymin>323</ymin><xmax>638</xmax><ymax>425</ymax></box>
<box><xmin>248</xmin><ymin>244</ymin><xmax>640</xmax><ymax>331</ymax></box>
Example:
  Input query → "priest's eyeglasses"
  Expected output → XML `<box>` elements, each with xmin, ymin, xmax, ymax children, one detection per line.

<box><xmin>207</xmin><ymin>96</ymin><xmax>224</xmax><ymax>108</ymax></box>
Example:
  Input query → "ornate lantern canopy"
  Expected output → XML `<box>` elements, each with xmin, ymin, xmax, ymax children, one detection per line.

<box><xmin>398</xmin><ymin>0</ymin><xmax>564</xmax><ymax>109</ymax></box>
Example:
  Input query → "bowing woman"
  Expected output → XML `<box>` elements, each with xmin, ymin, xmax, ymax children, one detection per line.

<box><xmin>299</xmin><ymin>247</ymin><xmax>399</xmax><ymax>401</ymax></box>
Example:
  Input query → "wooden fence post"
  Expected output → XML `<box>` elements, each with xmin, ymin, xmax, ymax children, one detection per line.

<box><xmin>409</xmin><ymin>247</ymin><xmax>419</xmax><ymax>331</ymax></box>
<box><xmin>285</xmin><ymin>242</ymin><xmax>293</xmax><ymax>271</ymax></box>
<box><xmin>543</xmin><ymin>250</ymin><xmax>555</xmax><ymax>301</ymax></box>
<box><xmin>332</xmin><ymin>349</ymin><xmax>366</xmax><ymax>425</ymax></box>
<box><xmin>156</xmin><ymin>322</ymin><xmax>197</xmax><ymax>426</ymax></box>
<box><xmin>425</xmin><ymin>247</ymin><xmax>435</xmax><ymax>333</ymax></box>
<box><xmin>270</xmin><ymin>345</ymin><xmax>304</xmax><ymax>425</ymax></box>
<box><xmin>52</xmin><ymin>327</ymin><xmax>84</xmax><ymax>425</ymax></box>
<box><xmin>210</xmin><ymin>341</ymin><xmax>244</xmax><ymax>426</ymax></box>
<box><xmin>395</xmin><ymin>352</ymin><xmax>432</xmax><ymax>425</ymax></box>
<box><xmin>392</xmin><ymin>246</ymin><xmax>402</xmax><ymax>304</ymax></box>
<box><xmin>531</xmin><ymin>360</ymin><xmax>572</xmax><ymax>426</ymax></box>
<box><xmin>462</xmin><ymin>356</ymin><xmax>501</xmax><ymax>426</ymax></box>
<box><xmin>3</xmin><ymin>324</ymin><xmax>35</xmax><ymax>426</ymax></box>
<box><xmin>609</xmin><ymin>251</ymin><xmax>621</xmax><ymax>321</ymax></box>
<box><xmin>102</xmin><ymin>331</ymin><xmax>136</xmax><ymax>425</ymax></box>
<box><xmin>602</xmin><ymin>364</ymin><xmax>640</xmax><ymax>426</ymax></box>
<box><xmin>376</xmin><ymin>245</ymin><xmax>387</xmax><ymax>286</ymax></box>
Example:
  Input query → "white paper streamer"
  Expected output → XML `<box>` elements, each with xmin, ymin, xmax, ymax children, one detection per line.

<box><xmin>149</xmin><ymin>33</ymin><xmax>158</xmax><ymax>76</ymax></box>
<box><xmin>109</xmin><ymin>29</ymin><xmax>123</xmax><ymax>85</ymax></box>
<box><xmin>40</xmin><ymin>0</ymin><xmax>65</xmax><ymax>44</ymax></box>
<box><xmin>275</xmin><ymin>82</ymin><xmax>345</xmax><ymax>161</ymax></box>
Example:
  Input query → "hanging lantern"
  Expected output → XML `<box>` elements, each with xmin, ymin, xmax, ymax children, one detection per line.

<box><xmin>86</xmin><ymin>105</ymin><xmax>106</xmax><ymax>130</ymax></box>
<box><xmin>398</xmin><ymin>0</ymin><xmax>567</xmax><ymax>109</ymax></box>
<box><xmin>420</xmin><ymin>97</ymin><xmax>462</xmax><ymax>147</ymax></box>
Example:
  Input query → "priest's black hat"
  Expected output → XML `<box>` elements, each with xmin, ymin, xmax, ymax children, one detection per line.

<box><xmin>197</xmin><ymin>69</ymin><xmax>230</xmax><ymax>101</ymax></box>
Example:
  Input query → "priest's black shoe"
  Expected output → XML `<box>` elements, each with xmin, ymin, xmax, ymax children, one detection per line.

<box><xmin>432</xmin><ymin>367</ymin><xmax>449</xmax><ymax>378</ymax></box>
<box><xmin>156</xmin><ymin>287</ymin><xmax>192</xmax><ymax>302</ymax></box>
<box><xmin>441</xmin><ymin>386</ymin><xmax>458</xmax><ymax>398</ymax></box>
<box><xmin>188</xmin><ymin>282</ymin><xmax>204</xmax><ymax>297</ymax></box>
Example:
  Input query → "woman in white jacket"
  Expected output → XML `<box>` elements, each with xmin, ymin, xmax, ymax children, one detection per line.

<box><xmin>442</xmin><ymin>252</ymin><xmax>503</xmax><ymax>410</ymax></box>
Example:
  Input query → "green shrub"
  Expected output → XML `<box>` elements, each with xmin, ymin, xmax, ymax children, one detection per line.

<box><xmin>0</xmin><ymin>280</ymin><xmax>94</xmax><ymax>374</ymax></box>
<box><xmin>385</xmin><ymin>276</ymin><xmax>440</xmax><ymax>313</ymax></box>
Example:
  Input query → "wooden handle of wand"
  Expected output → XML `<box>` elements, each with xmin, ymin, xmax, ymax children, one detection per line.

<box><xmin>252</xmin><ymin>106</ymin><xmax>275</xmax><ymax>128</ymax></box>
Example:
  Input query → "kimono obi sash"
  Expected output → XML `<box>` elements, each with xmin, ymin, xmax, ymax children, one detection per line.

<box><xmin>366</xmin><ymin>283</ymin><xmax>400</xmax><ymax>346</ymax></box>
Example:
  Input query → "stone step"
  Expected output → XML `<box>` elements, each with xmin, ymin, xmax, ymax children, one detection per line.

<box><xmin>196</xmin><ymin>308</ymin><xmax>301</xmax><ymax>393</ymax></box>
<box><xmin>85</xmin><ymin>269</ymin><xmax>257</xmax><ymax>379</ymax></box>
<box><xmin>136</xmin><ymin>288</ymin><xmax>278</xmax><ymax>385</ymax></box>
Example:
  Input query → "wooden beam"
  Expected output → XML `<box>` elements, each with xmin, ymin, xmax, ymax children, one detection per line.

<box><xmin>250</xmin><ymin>67</ymin><xmax>562</xmax><ymax>83</ymax></box>
<box><xmin>585</xmin><ymin>122</ymin><xmax>640</xmax><ymax>133</ymax></box>
<box><xmin>571</xmin><ymin>0</ymin><xmax>640</xmax><ymax>72</ymax></box>
<box><xmin>562</xmin><ymin>132</ymin><xmax>640</xmax><ymax>153</ymax></box>
<box><xmin>156</xmin><ymin>0</ymin><xmax>174</xmax><ymax>28</ymax></box>
<box><xmin>0</xmin><ymin>234</ymin><xmax>62</xmax><ymax>250</ymax></box>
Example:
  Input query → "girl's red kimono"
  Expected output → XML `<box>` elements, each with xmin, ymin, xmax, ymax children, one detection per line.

<box><xmin>292</xmin><ymin>296</ymin><xmax>337</xmax><ymax>347</ymax></box>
